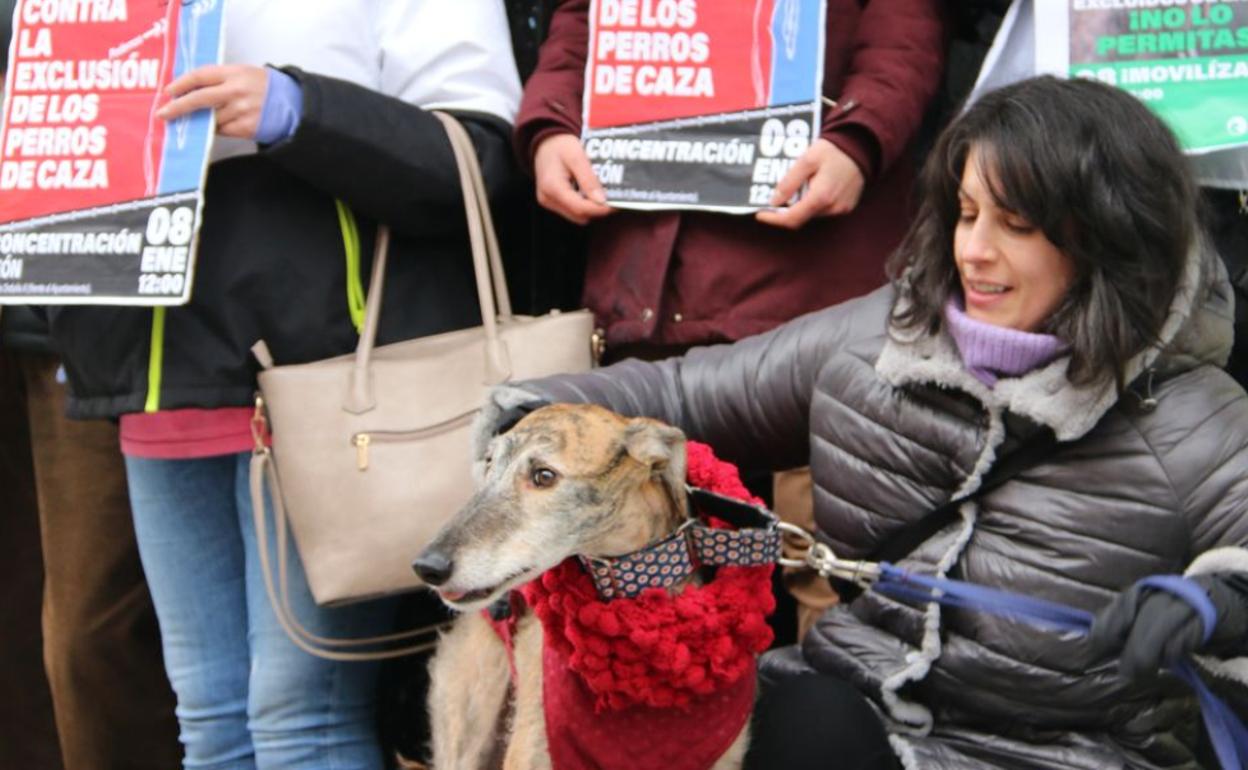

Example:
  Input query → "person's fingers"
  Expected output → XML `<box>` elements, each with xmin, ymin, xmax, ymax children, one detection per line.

<box><xmin>1119</xmin><ymin>617</ymin><xmax>1166</xmax><ymax>681</ymax></box>
<box><xmin>537</xmin><ymin>185</ymin><xmax>603</xmax><ymax>225</ymax></box>
<box><xmin>1119</xmin><ymin>595</ymin><xmax>1198</xmax><ymax>681</ymax></box>
<box><xmin>216</xmin><ymin>115</ymin><xmax>259</xmax><ymax>140</ymax></box>
<box><xmin>157</xmin><ymin>85</ymin><xmax>230</xmax><ymax>121</ymax></box>
<box><xmin>813</xmin><ymin>140</ymin><xmax>865</xmax><ymax>214</ymax></box>
<box><xmin>159</xmin><ymin>65</ymin><xmax>268</xmax><ymax>124</ymax></box>
<box><xmin>768</xmin><ymin>152</ymin><xmax>816</xmax><ymax>208</ymax></box>
<box><xmin>812</xmin><ymin>170</ymin><xmax>855</xmax><ymax>217</ymax></box>
<box><xmin>535</xmin><ymin>158</ymin><xmax>610</xmax><ymax>225</ymax></box>
<box><xmin>213</xmin><ymin>100</ymin><xmax>247</xmax><ymax>127</ymax></box>
<box><xmin>1088</xmin><ymin>587</ymin><xmax>1143</xmax><ymax>659</ymax></box>
<box><xmin>495</xmin><ymin>400</ymin><xmax>549</xmax><ymax>435</ymax></box>
<box><xmin>757</xmin><ymin>139</ymin><xmax>866</xmax><ymax>227</ymax></box>
<box><xmin>1158</xmin><ymin>614</ymin><xmax>1206</xmax><ymax>666</ymax></box>
<box><xmin>563</xmin><ymin>146</ymin><xmax>608</xmax><ymax>207</ymax></box>
<box><xmin>536</xmin><ymin>175</ymin><xmax>602</xmax><ymax>225</ymax></box>
<box><xmin>164</xmin><ymin>65</ymin><xmax>231</xmax><ymax>99</ymax></box>
<box><xmin>532</xmin><ymin>135</ymin><xmax>612</xmax><ymax>225</ymax></box>
<box><xmin>756</xmin><ymin>193</ymin><xmax>819</xmax><ymax>230</ymax></box>
<box><xmin>215</xmin><ymin>92</ymin><xmax>263</xmax><ymax>128</ymax></box>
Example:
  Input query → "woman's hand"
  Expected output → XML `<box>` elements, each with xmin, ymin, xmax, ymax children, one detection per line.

<box><xmin>156</xmin><ymin>64</ymin><xmax>269</xmax><ymax>140</ymax></box>
<box><xmin>1089</xmin><ymin>573</ymin><xmax>1248</xmax><ymax>681</ymax></box>
<box><xmin>533</xmin><ymin>133</ymin><xmax>613</xmax><ymax>226</ymax></box>
<box><xmin>755</xmin><ymin>138</ymin><xmax>865</xmax><ymax>230</ymax></box>
<box><xmin>470</xmin><ymin>387</ymin><xmax>550</xmax><ymax>463</ymax></box>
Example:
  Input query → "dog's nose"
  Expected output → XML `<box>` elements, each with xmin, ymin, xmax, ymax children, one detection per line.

<box><xmin>412</xmin><ymin>551</ymin><xmax>454</xmax><ymax>586</ymax></box>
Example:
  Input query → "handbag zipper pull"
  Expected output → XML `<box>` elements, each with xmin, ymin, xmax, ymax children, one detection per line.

<box><xmin>353</xmin><ymin>433</ymin><xmax>371</xmax><ymax>471</ymax></box>
<box><xmin>251</xmin><ymin>395</ymin><xmax>269</xmax><ymax>453</ymax></box>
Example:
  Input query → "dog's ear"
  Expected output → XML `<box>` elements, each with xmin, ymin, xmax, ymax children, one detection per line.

<box><xmin>623</xmin><ymin>419</ymin><xmax>688</xmax><ymax>516</ymax></box>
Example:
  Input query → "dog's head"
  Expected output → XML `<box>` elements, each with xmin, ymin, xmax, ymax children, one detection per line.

<box><xmin>413</xmin><ymin>403</ymin><xmax>688</xmax><ymax>611</ymax></box>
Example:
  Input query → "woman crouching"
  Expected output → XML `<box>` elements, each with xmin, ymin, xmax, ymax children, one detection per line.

<box><xmin>483</xmin><ymin>75</ymin><xmax>1248</xmax><ymax>769</ymax></box>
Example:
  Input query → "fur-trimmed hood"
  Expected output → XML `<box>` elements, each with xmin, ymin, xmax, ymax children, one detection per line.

<box><xmin>878</xmin><ymin>240</ymin><xmax>1234</xmax><ymax>442</ymax></box>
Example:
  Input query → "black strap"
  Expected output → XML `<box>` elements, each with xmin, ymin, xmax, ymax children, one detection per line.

<box><xmin>870</xmin><ymin>428</ymin><xmax>1059</xmax><ymax>566</ymax></box>
<box><xmin>687</xmin><ymin>486</ymin><xmax>777</xmax><ymax>530</ymax></box>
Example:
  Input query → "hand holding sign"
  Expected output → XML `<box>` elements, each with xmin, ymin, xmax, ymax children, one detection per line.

<box><xmin>582</xmin><ymin>0</ymin><xmax>826</xmax><ymax>211</ymax></box>
<box><xmin>157</xmin><ymin>65</ymin><xmax>269</xmax><ymax>141</ymax></box>
<box><xmin>755</xmin><ymin>138</ymin><xmax>864</xmax><ymax>230</ymax></box>
<box><xmin>534</xmin><ymin>133</ymin><xmax>614</xmax><ymax>226</ymax></box>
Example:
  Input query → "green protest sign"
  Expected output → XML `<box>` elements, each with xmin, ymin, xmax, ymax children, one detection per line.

<box><xmin>1040</xmin><ymin>2</ymin><xmax>1248</xmax><ymax>154</ymax></box>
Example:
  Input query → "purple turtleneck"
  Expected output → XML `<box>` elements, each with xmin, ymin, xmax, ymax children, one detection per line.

<box><xmin>944</xmin><ymin>299</ymin><xmax>1068</xmax><ymax>387</ymax></box>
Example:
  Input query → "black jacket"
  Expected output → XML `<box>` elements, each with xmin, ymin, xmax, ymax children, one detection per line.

<box><xmin>1</xmin><ymin>306</ymin><xmax>52</xmax><ymax>354</ymax></box>
<box><xmin>48</xmin><ymin>68</ymin><xmax>518</xmax><ymax>420</ymax></box>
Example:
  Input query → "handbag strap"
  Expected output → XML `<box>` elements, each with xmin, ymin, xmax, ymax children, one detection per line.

<box><xmin>345</xmin><ymin>227</ymin><xmax>391</xmax><ymax>413</ymax></box>
<box><xmin>435</xmin><ymin>111</ymin><xmax>512</xmax><ymax>319</ymax></box>
<box><xmin>345</xmin><ymin>111</ymin><xmax>513</xmax><ymax>413</ymax></box>
<box><xmin>434</xmin><ymin>110</ymin><xmax>512</xmax><ymax>379</ymax></box>
<box><xmin>871</xmin><ymin>427</ymin><xmax>1058</xmax><ymax>566</ymax></box>
<box><xmin>249</xmin><ymin>450</ymin><xmax>445</xmax><ymax>660</ymax></box>
<box><xmin>871</xmin><ymin>365</ymin><xmax>1167</xmax><ymax>565</ymax></box>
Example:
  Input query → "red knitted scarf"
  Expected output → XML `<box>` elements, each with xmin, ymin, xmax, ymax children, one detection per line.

<box><xmin>520</xmin><ymin>441</ymin><xmax>776</xmax><ymax>712</ymax></box>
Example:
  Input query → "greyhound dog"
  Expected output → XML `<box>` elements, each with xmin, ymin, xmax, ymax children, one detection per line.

<box><xmin>412</xmin><ymin>403</ymin><xmax>751</xmax><ymax>770</ymax></box>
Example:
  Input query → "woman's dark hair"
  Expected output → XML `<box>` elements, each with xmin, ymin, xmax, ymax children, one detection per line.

<box><xmin>888</xmin><ymin>75</ymin><xmax>1196</xmax><ymax>388</ymax></box>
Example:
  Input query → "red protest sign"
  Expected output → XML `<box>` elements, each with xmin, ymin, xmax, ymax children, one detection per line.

<box><xmin>1</xmin><ymin>0</ymin><xmax>179</xmax><ymax>219</ymax></box>
<box><xmin>586</xmin><ymin>0</ymin><xmax>773</xmax><ymax>128</ymax></box>
<box><xmin>582</xmin><ymin>0</ymin><xmax>826</xmax><ymax>212</ymax></box>
<box><xmin>0</xmin><ymin>0</ymin><xmax>223</xmax><ymax>304</ymax></box>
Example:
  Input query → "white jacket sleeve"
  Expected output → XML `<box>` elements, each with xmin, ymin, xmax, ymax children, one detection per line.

<box><xmin>377</xmin><ymin>0</ymin><xmax>522</xmax><ymax>121</ymax></box>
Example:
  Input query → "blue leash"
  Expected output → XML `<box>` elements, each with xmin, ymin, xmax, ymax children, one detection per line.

<box><xmin>873</xmin><ymin>565</ymin><xmax>1248</xmax><ymax>770</ymax></box>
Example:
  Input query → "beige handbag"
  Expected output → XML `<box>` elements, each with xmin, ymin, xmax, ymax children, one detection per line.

<box><xmin>248</xmin><ymin>112</ymin><xmax>595</xmax><ymax>657</ymax></box>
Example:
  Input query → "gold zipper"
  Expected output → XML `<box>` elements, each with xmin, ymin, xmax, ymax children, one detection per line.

<box><xmin>353</xmin><ymin>433</ymin><xmax>371</xmax><ymax>470</ymax></box>
<box><xmin>348</xmin><ymin>409</ymin><xmax>478</xmax><ymax>472</ymax></box>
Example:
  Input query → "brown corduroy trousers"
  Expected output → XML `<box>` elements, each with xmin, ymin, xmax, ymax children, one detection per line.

<box><xmin>0</xmin><ymin>350</ymin><xmax>182</xmax><ymax>770</ymax></box>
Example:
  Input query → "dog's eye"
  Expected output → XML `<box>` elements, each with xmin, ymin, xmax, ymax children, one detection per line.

<box><xmin>530</xmin><ymin>467</ymin><xmax>559</xmax><ymax>488</ymax></box>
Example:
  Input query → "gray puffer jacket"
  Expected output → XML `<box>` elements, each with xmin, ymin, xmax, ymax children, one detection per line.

<box><xmin>495</xmin><ymin>240</ymin><xmax>1248</xmax><ymax>769</ymax></box>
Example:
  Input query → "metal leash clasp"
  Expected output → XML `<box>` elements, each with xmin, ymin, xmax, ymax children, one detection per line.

<box><xmin>776</xmin><ymin>522</ymin><xmax>881</xmax><ymax>588</ymax></box>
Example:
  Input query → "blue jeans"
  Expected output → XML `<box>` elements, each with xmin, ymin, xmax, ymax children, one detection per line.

<box><xmin>126</xmin><ymin>452</ymin><xmax>396</xmax><ymax>770</ymax></box>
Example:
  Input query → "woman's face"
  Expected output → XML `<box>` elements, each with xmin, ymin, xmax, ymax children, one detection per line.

<box><xmin>953</xmin><ymin>147</ymin><xmax>1076</xmax><ymax>333</ymax></box>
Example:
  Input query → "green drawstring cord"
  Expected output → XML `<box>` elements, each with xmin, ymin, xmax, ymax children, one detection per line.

<box><xmin>336</xmin><ymin>200</ymin><xmax>365</xmax><ymax>334</ymax></box>
<box><xmin>143</xmin><ymin>202</ymin><xmax>363</xmax><ymax>412</ymax></box>
<box><xmin>144</xmin><ymin>306</ymin><xmax>167</xmax><ymax>412</ymax></box>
